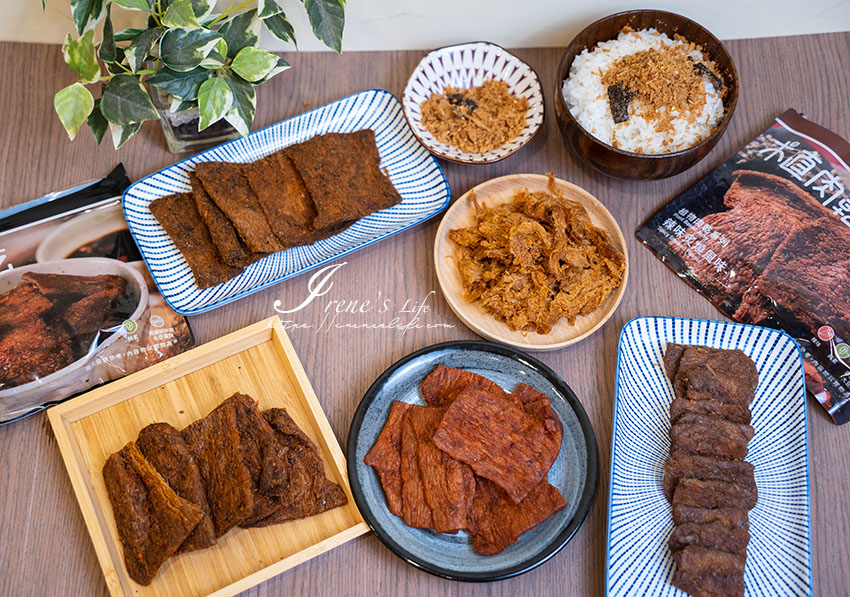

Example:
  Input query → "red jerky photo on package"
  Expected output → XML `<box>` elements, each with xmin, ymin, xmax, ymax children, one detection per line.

<box><xmin>0</xmin><ymin>165</ymin><xmax>195</xmax><ymax>424</ymax></box>
<box><xmin>638</xmin><ymin>109</ymin><xmax>850</xmax><ymax>424</ymax></box>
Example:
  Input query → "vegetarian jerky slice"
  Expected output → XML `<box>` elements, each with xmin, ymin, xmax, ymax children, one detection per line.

<box><xmin>664</xmin><ymin>343</ymin><xmax>687</xmax><ymax>380</ymax></box>
<box><xmin>672</xmin><ymin>505</ymin><xmax>749</xmax><ymax>530</ymax></box>
<box><xmin>673</xmin><ymin>478</ymin><xmax>757</xmax><ymax>511</ymax></box>
<box><xmin>136</xmin><ymin>422</ymin><xmax>216</xmax><ymax>553</ymax></box>
<box><xmin>244</xmin><ymin>408</ymin><xmax>347</xmax><ymax>526</ymax></box>
<box><xmin>467</xmin><ymin>477</ymin><xmax>567</xmax><ymax>556</ymax></box>
<box><xmin>669</xmin><ymin>521</ymin><xmax>750</xmax><ymax>557</ymax></box>
<box><xmin>286</xmin><ymin>130</ymin><xmax>402</xmax><ymax>230</ymax></box>
<box><xmin>399</xmin><ymin>409</ymin><xmax>433</xmax><ymax>529</ymax></box>
<box><xmin>61</xmin><ymin>285</ymin><xmax>126</xmax><ymax>336</ymax></box>
<box><xmin>243</xmin><ymin>150</ymin><xmax>317</xmax><ymax>247</ymax></box>
<box><xmin>190</xmin><ymin>172</ymin><xmax>263</xmax><ymax>268</ymax></box>
<box><xmin>149</xmin><ymin>192</ymin><xmax>243</xmax><ymax>289</ymax></box>
<box><xmin>102</xmin><ymin>441</ymin><xmax>203</xmax><ymax>586</ymax></box>
<box><xmin>670</xmin><ymin>398</ymin><xmax>752</xmax><ymax>426</ymax></box>
<box><xmin>509</xmin><ymin>383</ymin><xmax>565</xmax><ymax>445</ymax></box>
<box><xmin>406</xmin><ymin>404</ymin><xmax>473</xmax><ymax>534</ymax></box>
<box><xmin>194</xmin><ymin>161</ymin><xmax>285</xmax><ymax>254</ymax></box>
<box><xmin>420</xmin><ymin>364</ymin><xmax>508</xmax><ymax>407</ymax></box>
<box><xmin>672</xmin><ymin>346</ymin><xmax>758</xmax><ymax>405</ymax></box>
<box><xmin>182</xmin><ymin>401</ymin><xmax>254</xmax><ymax>537</ymax></box>
<box><xmin>363</xmin><ymin>401</ymin><xmax>413</xmax><ymax>517</ymax></box>
<box><xmin>669</xmin><ymin>419</ymin><xmax>753</xmax><ymax>461</ymax></box>
<box><xmin>432</xmin><ymin>387</ymin><xmax>560</xmax><ymax>504</ymax></box>
<box><xmin>663</xmin><ymin>450</ymin><xmax>756</xmax><ymax>502</ymax></box>
<box><xmin>673</xmin><ymin>545</ymin><xmax>746</xmax><ymax>597</ymax></box>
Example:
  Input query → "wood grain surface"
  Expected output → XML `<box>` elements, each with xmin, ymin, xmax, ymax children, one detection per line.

<box><xmin>1</xmin><ymin>32</ymin><xmax>849</xmax><ymax>596</ymax></box>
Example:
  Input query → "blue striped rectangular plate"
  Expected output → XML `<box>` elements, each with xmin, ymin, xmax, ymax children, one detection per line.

<box><xmin>606</xmin><ymin>317</ymin><xmax>811</xmax><ymax>596</ymax></box>
<box><xmin>122</xmin><ymin>89</ymin><xmax>450</xmax><ymax>315</ymax></box>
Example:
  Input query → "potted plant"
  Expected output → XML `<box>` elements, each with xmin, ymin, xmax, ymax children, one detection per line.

<box><xmin>52</xmin><ymin>0</ymin><xmax>345</xmax><ymax>152</ymax></box>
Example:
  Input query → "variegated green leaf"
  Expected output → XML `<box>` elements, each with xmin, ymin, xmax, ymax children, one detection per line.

<box><xmin>54</xmin><ymin>82</ymin><xmax>95</xmax><ymax>140</ymax></box>
<box><xmin>125</xmin><ymin>27</ymin><xmax>164</xmax><ymax>72</ymax></box>
<box><xmin>224</xmin><ymin>74</ymin><xmax>255</xmax><ymax>136</ymax></box>
<box><xmin>255</xmin><ymin>57</ymin><xmax>290</xmax><ymax>83</ymax></box>
<box><xmin>162</xmin><ymin>0</ymin><xmax>201</xmax><ymax>29</ymax></box>
<box><xmin>111</xmin><ymin>0</ymin><xmax>152</xmax><ymax>11</ymax></box>
<box><xmin>87</xmin><ymin>99</ymin><xmax>108</xmax><ymax>144</ymax></box>
<box><xmin>62</xmin><ymin>30</ymin><xmax>100</xmax><ymax>83</ymax></box>
<box><xmin>258</xmin><ymin>0</ymin><xmax>282</xmax><ymax>19</ymax></box>
<box><xmin>98</xmin><ymin>3</ymin><xmax>116</xmax><ymax>63</ymax></box>
<box><xmin>100</xmin><ymin>74</ymin><xmax>159</xmax><ymax>125</ymax></box>
<box><xmin>217</xmin><ymin>9</ymin><xmax>260</xmax><ymax>59</ymax></box>
<box><xmin>189</xmin><ymin>0</ymin><xmax>215</xmax><ymax>20</ymax></box>
<box><xmin>303</xmin><ymin>0</ymin><xmax>344</xmax><ymax>53</ymax></box>
<box><xmin>70</xmin><ymin>0</ymin><xmax>106</xmax><ymax>36</ymax></box>
<box><xmin>160</xmin><ymin>28</ymin><xmax>222</xmax><ymax>72</ymax></box>
<box><xmin>113</xmin><ymin>27</ymin><xmax>145</xmax><ymax>42</ymax></box>
<box><xmin>109</xmin><ymin>121</ymin><xmax>143</xmax><ymax>149</ymax></box>
<box><xmin>197</xmin><ymin>77</ymin><xmax>233</xmax><ymax>130</ymax></box>
<box><xmin>147</xmin><ymin>66</ymin><xmax>210</xmax><ymax>101</ymax></box>
<box><xmin>262</xmin><ymin>12</ymin><xmax>296</xmax><ymax>45</ymax></box>
<box><xmin>230</xmin><ymin>46</ymin><xmax>278</xmax><ymax>82</ymax></box>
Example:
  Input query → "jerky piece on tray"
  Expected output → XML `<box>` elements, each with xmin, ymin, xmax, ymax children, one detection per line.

<box><xmin>286</xmin><ymin>130</ymin><xmax>402</xmax><ymax>230</ymax></box>
<box><xmin>669</xmin><ymin>418</ymin><xmax>753</xmax><ymax>461</ymax></box>
<box><xmin>245</xmin><ymin>408</ymin><xmax>347</xmax><ymax>526</ymax></box>
<box><xmin>663</xmin><ymin>343</ymin><xmax>687</xmax><ymax>380</ymax></box>
<box><xmin>62</xmin><ymin>286</ymin><xmax>126</xmax><ymax>336</ymax></box>
<box><xmin>663</xmin><ymin>450</ymin><xmax>756</xmax><ymax>502</ymax></box>
<box><xmin>103</xmin><ymin>441</ymin><xmax>203</xmax><ymax>586</ymax></box>
<box><xmin>510</xmin><ymin>383</ymin><xmax>565</xmax><ymax>441</ymax></box>
<box><xmin>672</xmin><ymin>505</ymin><xmax>749</xmax><ymax>530</ymax></box>
<box><xmin>148</xmin><ymin>192</ymin><xmax>243</xmax><ymax>289</ymax></box>
<box><xmin>420</xmin><ymin>364</ymin><xmax>508</xmax><ymax>408</ymax></box>
<box><xmin>406</xmin><ymin>405</ymin><xmax>473</xmax><ymax>534</ymax></box>
<box><xmin>400</xmin><ymin>408</ymin><xmax>434</xmax><ymax>529</ymax></box>
<box><xmin>671</xmin><ymin>346</ymin><xmax>758</xmax><ymax>404</ymax></box>
<box><xmin>194</xmin><ymin>161</ymin><xmax>285</xmax><ymax>254</ymax></box>
<box><xmin>183</xmin><ymin>401</ymin><xmax>254</xmax><ymax>537</ymax></box>
<box><xmin>243</xmin><ymin>151</ymin><xmax>317</xmax><ymax>247</ymax></box>
<box><xmin>136</xmin><ymin>422</ymin><xmax>216</xmax><ymax>553</ymax></box>
<box><xmin>670</xmin><ymin>398</ymin><xmax>752</xmax><ymax>426</ymax></box>
<box><xmin>432</xmin><ymin>387</ymin><xmax>560</xmax><ymax>504</ymax></box>
<box><xmin>669</xmin><ymin>521</ymin><xmax>750</xmax><ymax>557</ymax></box>
<box><xmin>673</xmin><ymin>545</ymin><xmax>746</xmax><ymax>597</ymax></box>
<box><xmin>363</xmin><ymin>401</ymin><xmax>412</xmax><ymax>517</ymax></box>
<box><xmin>189</xmin><ymin>172</ymin><xmax>263</xmax><ymax>268</ymax></box>
<box><xmin>673</xmin><ymin>478</ymin><xmax>757</xmax><ymax>511</ymax></box>
<box><xmin>467</xmin><ymin>477</ymin><xmax>567</xmax><ymax>556</ymax></box>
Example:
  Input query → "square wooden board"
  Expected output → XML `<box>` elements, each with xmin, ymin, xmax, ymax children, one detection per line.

<box><xmin>48</xmin><ymin>316</ymin><xmax>368</xmax><ymax>597</ymax></box>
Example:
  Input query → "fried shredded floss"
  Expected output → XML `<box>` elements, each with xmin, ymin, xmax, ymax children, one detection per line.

<box><xmin>448</xmin><ymin>175</ymin><xmax>626</xmax><ymax>334</ymax></box>
<box><xmin>420</xmin><ymin>80</ymin><xmax>529</xmax><ymax>153</ymax></box>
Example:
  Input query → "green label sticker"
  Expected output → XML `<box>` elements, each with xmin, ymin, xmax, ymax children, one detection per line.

<box><xmin>123</xmin><ymin>319</ymin><xmax>138</xmax><ymax>334</ymax></box>
<box><xmin>836</xmin><ymin>343</ymin><xmax>850</xmax><ymax>359</ymax></box>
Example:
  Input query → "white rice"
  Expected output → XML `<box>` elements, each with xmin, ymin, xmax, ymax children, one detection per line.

<box><xmin>562</xmin><ymin>28</ymin><xmax>724</xmax><ymax>155</ymax></box>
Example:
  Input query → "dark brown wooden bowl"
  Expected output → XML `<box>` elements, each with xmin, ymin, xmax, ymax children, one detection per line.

<box><xmin>554</xmin><ymin>10</ymin><xmax>739</xmax><ymax>180</ymax></box>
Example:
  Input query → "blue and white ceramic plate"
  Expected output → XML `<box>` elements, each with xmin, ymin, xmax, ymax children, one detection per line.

<box><xmin>122</xmin><ymin>89</ymin><xmax>451</xmax><ymax>315</ymax></box>
<box><xmin>606</xmin><ymin>317</ymin><xmax>812</xmax><ymax>596</ymax></box>
<box><xmin>347</xmin><ymin>341</ymin><xmax>598</xmax><ymax>581</ymax></box>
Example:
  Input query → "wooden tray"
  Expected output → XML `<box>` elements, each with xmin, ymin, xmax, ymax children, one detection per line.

<box><xmin>434</xmin><ymin>174</ymin><xmax>628</xmax><ymax>351</ymax></box>
<box><xmin>48</xmin><ymin>317</ymin><xmax>368</xmax><ymax>597</ymax></box>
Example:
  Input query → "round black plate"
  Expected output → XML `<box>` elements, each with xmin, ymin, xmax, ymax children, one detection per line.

<box><xmin>347</xmin><ymin>340</ymin><xmax>598</xmax><ymax>581</ymax></box>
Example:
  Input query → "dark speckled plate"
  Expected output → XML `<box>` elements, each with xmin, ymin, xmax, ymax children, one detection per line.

<box><xmin>347</xmin><ymin>341</ymin><xmax>598</xmax><ymax>581</ymax></box>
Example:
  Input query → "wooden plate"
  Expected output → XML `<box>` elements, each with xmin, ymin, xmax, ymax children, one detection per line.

<box><xmin>48</xmin><ymin>317</ymin><xmax>368</xmax><ymax>597</ymax></box>
<box><xmin>434</xmin><ymin>174</ymin><xmax>628</xmax><ymax>351</ymax></box>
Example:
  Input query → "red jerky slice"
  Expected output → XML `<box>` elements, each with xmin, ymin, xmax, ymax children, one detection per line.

<box><xmin>400</xmin><ymin>410</ymin><xmax>433</xmax><ymax>528</ymax></box>
<box><xmin>468</xmin><ymin>477</ymin><xmax>567</xmax><ymax>555</ymax></box>
<box><xmin>420</xmin><ymin>364</ymin><xmax>508</xmax><ymax>407</ymax></box>
<box><xmin>406</xmin><ymin>405</ymin><xmax>474</xmax><ymax>534</ymax></box>
<box><xmin>432</xmin><ymin>387</ymin><xmax>559</xmax><ymax>504</ymax></box>
<box><xmin>364</xmin><ymin>401</ymin><xmax>412</xmax><ymax>517</ymax></box>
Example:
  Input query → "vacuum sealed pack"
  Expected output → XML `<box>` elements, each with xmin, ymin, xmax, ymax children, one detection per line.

<box><xmin>0</xmin><ymin>166</ymin><xmax>195</xmax><ymax>423</ymax></box>
<box><xmin>638</xmin><ymin>109</ymin><xmax>850</xmax><ymax>424</ymax></box>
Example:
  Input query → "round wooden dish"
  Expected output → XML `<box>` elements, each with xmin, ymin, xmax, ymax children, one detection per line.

<box><xmin>554</xmin><ymin>10</ymin><xmax>739</xmax><ymax>180</ymax></box>
<box><xmin>434</xmin><ymin>174</ymin><xmax>629</xmax><ymax>351</ymax></box>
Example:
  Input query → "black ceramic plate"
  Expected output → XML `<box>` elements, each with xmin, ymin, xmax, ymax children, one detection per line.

<box><xmin>347</xmin><ymin>341</ymin><xmax>598</xmax><ymax>581</ymax></box>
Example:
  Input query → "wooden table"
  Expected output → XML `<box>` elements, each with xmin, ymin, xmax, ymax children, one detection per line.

<box><xmin>2</xmin><ymin>31</ymin><xmax>849</xmax><ymax>597</ymax></box>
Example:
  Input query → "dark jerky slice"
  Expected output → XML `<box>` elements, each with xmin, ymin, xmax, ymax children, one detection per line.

<box><xmin>406</xmin><ymin>405</ymin><xmax>472</xmax><ymax>534</ymax></box>
<box><xmin>245</xmin><ymin>408</ymin><xmax>347</xmax><ymax>526</ymax></box>
<box><xmin>673</xmin><ymin>478</ymin><xmax>757</xmax><ymax>511</ymax></box>
<box><xmin>467</xmin><ymin>477</ymin><xmax>567</xmax><ymax>556</ymax></box>
<box><xmin>182</xmin><ymin>401</ymin><xmax>254</xmax><ymax>537</ymax></box>
<box><xmin>189</xmin><ymin>172</ymin><xmax>263</xmax><ymax>268</ymax></box>
<box><xmin>194</xmin><ymin>161</ymin><xmax>285</xmax><ymax>254</ymax></box>
<box><xmin>432</xmin><ymin>387</ymin><xmax>559</xmax><ymax>504</ymax></box>
<box><xmin>664</xmin><ymin>343</ymin><xmax>687</xmax><ymax>381</ymax></box>
<box><xmin>673</xmin><ymin>505</ymin><xmax>749</xmax><ymax>530</ymax></box>
<box><xmin>286</xmin><ymin>130</ymin><xmax>402</xmax><ymax>230</ymax></box>
<box><xmin>149</xmin><ymin>192</ymin><xmax>243</xmax><ymax>288</ymax></box>
<box><xmin>61</xmin><ymin>285</ymin><xmax>126</xmax><ymax>336</ymax></box>
<box><xmin>510</xmin><ymin>383</ymin><xmax>565</xmax><ymax>441</ymax></box>
<box><xmin>670</xmin><ymin>398</ymin><xmax>752</xmax><ymax>425</ymax></box>
<box><xmin>669</xmin><ymin>419</ymin><xmax>752</xmax><ymax>461</ymax></box>
<box><xmin>420</xmin><ymin>364</ymin><xmax>508</xmax><ymax>408</ymax></box>
<box><xmin>673</xmin><ymin>545</ymin><xmax>746</xmax><ymax>597</ymax></box>
<box><xmin>663</xmin><ymin>450</ymin><xmax>756</xmax><ymax>502</ymax></box>
<box><xmin>669</xmin><ymin>521</ymin><xmax>750</xmax><ymax>557</ymax></box>
<box><xmin>363</xmin><ymin>401</ymin><xmax>412</xmax><ymax>517</ymax></box>
<box><xmin>0</xmin><ymin>280</ymin><xmax>52</xmax><ymax>325</ymax></box>
<box><xmin>21</xmin><ymin>272</ymin><xmax>125</xmax><ymax>302</ymax></box>
<box><xmin>136</xmin><ymin>423</ymin><xmax>216</xmax><ymax>553</ymax></box>
<box><xmin>243</xmin><ymin>150</ymin><xmax>317</xmax><ymax>247</ymax></box>
<box><xmin>0</xmin><ymin>314</ymin><xmax>74</xmax><ymax>388</ymax></box>
<box><xmin>102</xmin><ymin>442</ymin><xmax>202</xmax><ymax>586</ymax></box>
<box><xmin>672</xmin><ymin>346</ymin><xmax>758</xmax><ymax>404</ymax></box>
<box><xmin>607</xmin><ymin>83</ymin><xmax>636</xmax><ymax>123</ymax></box>
<box><xmin>400</xmin><ymin>409</ymin><xmax>433</xmax><ymax>529</ymax></box>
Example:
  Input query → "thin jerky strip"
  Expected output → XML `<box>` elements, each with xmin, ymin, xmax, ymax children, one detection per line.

<box><xmin>149</xmin><ymin>191</ymin><xmax>243</xmax><ymax>288</ymax></box>
<box><xmin>194</xmin><ymin>161</ymin><xmax>285</xmax><ymax>254</ymax></box>
<box><xmin>399</xmin><ymin>409</ymin><xmax>433</xmax><ymax>529</ymax></box>
<box><xmin>363</xmin><ymin>401</ymin><xmax>412</xmax><ymax>517</ymax></box>
<box><xmin>420</xmin><ymin>364</ymin><xmax>508</xmax><ymax>408</ymax></box>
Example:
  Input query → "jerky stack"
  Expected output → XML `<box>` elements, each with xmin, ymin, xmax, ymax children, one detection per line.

<box><xmin>663</xmin><ymin>344</ymin><xmax>758</xmax><ymax>597</ymax></box>
<box><xmin>149</xmin><ymin>130</ymin><xmax>402</xmax><ymax>290</ymax></box>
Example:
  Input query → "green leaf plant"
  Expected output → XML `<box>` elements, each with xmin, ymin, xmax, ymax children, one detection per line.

<box><xmin>50</xmin><ymin>0</ymin><xmax>345</xmax><ymax>149</ymax></box>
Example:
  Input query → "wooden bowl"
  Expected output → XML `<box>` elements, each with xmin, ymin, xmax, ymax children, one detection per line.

<box><xmin>434</xmin><ymin>174</ymin><xmax>629</xmax><ymax>351</ymax></box>
<box><xmin>554</xmin><ymin>10</ymin><xmax>739</xmax><ymax>180</ymax></box>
